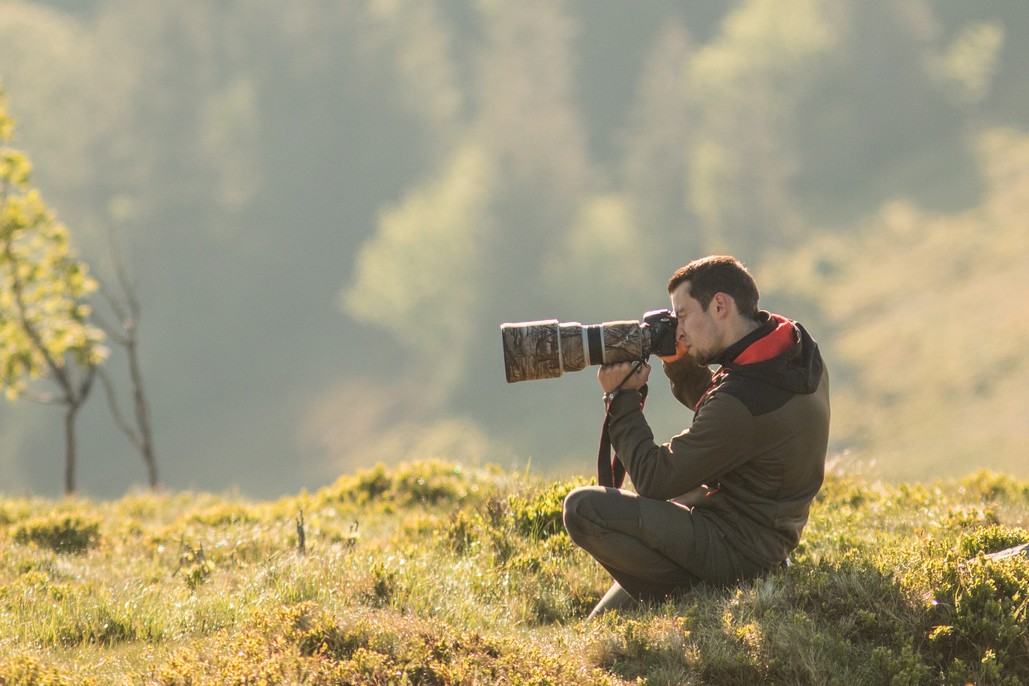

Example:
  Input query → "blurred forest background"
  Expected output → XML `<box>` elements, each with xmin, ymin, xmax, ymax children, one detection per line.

<box><xmin>1</xmin><ymin>0</ymin><xmax>1027</xmax><ymax>498</ymax></box>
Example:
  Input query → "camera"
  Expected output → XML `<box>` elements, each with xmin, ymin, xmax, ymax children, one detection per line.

<box><xmin>500</xmin><ymin>309</ymin><xmax>677</xmax><ymax>383</ymax></box>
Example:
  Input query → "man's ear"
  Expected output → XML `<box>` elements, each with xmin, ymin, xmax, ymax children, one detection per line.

<box><xmin>710</xmin><ymin>292</ymin><xmax>734</xmax><ymax>319</ymax></box>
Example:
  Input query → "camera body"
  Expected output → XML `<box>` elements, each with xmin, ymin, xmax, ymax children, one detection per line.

<box><xmin>641</xmin><ymin>308</ymin><xmax>678</xmax><ymax>359</ymax></box>
<box><xmin>501</xmin><ymin>308</ymin><xmax>678</xmax><ymax>383</ymax></box>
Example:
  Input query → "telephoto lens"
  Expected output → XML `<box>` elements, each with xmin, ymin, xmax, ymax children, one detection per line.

<box><xmin>500</xmin><ymin>319</ymin><xmax>649</xmax><ymax>383</ymax></box>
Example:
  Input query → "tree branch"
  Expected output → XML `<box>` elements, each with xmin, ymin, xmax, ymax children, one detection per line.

<box><xmin>98</xmin><ymin>367</ymin><xmax>143</xmax><ymax>453</ymax></box>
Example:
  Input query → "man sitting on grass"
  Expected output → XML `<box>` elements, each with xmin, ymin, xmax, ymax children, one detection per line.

<box><xmin>563</xmin><ymin>255</ymin><xmax>831</xmax><ymax>618</ymax></box>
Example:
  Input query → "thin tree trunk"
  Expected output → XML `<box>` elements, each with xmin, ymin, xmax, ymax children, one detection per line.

<box><xmin>64</xmin><ymin>402</ymin><xmax>79</xmax><ymax>494</ymax></box>
<box><xmin>128</xmin><ymin>337</ymin><xmax>158</xmax><ymax>489</ymax></box>
<box><xmin>99</xmin><ymin>229</ymin><xmax>159</xmax><ymax>490</ymax></box>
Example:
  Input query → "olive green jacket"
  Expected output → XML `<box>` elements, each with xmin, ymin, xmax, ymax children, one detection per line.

<box><xmin>606</xmin><ymin>312</ymin><xmax>830</xmax><ymax>569</ymax></box>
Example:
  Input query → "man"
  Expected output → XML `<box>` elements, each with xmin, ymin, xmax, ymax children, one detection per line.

<box><xmin>563</xmin><ymin>255</ymin><xmax>830</xmax><ymax>618</ymax></box>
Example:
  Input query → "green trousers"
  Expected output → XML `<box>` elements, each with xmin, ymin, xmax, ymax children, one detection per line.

<box><xmin>563</xmin><ymin>485</ymin><xmax>766</xmax><ymax>617</ymax></box>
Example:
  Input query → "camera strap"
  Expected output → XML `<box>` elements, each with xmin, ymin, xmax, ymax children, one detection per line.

<box><xmin>597</xmin><ymin>363</ymin><xmax>648</xmax><ymax>489</ymax></box>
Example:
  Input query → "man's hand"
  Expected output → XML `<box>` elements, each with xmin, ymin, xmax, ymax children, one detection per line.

<box><xmin>598</xmin><ymin>361</ymin><xmax>651</xmax><ymax>393</ymax></box>
<box><xmin>656</xmin><ymin>338</ymin><xmax>688</xmax><ymax>364</ymax></box>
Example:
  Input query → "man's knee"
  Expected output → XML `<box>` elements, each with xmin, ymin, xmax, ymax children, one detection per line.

<box><xmin>562</xmin><ymin>485</ymin><xmax>590</xmax><ymax>530</ymax></box>
<box><xmin>563</xmin><ymin>484</ymin><xmax>598</xmax><ymax>513</ymax></box>
<box><xmin>562</xmin><ymin>485</ymin><xmax>604</xmax><ymax>541</ymax></box>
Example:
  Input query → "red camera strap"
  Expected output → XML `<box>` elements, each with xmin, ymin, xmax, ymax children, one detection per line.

<box><xmin>597</xmin><ymin>385</ymin><xmax>647</xmax><ymax>488</ymax></box>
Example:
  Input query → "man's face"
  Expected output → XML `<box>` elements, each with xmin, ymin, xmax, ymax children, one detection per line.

<box><xmin>670</xmin><ymin>281</ymin><xmax>722</xmax><ymax>365</ymax></box>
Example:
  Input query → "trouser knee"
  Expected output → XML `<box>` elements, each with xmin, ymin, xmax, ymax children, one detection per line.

<box><xmin>562</xmin><ymin>485</ymin><xmax>605</xmax><ymax>542</ymax></box>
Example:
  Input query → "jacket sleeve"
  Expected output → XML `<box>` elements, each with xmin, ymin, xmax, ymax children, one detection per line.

<box><xmin>662</xmin><ymin>357</ymin><xmax>714</xmax><ymax>409</ymax></box>
<box><xmin>606</xmin><ymin>390</ymin><xmax>755</xmax><ymax>500</ymax></box>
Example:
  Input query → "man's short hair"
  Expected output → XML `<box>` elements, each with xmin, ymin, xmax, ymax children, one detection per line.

<box><xmin>667</xmin><ymin>255</ymin><xmax>760</xmax><ymax>317</ymax></box>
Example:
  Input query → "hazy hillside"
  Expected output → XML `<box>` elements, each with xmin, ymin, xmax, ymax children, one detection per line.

<box><xmin>1</xmin><ymin>1</ymin><xmax>1028</xmax><ymax>496</ymax></box>
<box><xmin>761</xmin><ymin>128</ymin><xmax>1029</xmax><ymax>481</ymax></box>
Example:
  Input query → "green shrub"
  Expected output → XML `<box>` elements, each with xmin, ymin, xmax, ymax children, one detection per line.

<box><xmin>0</xmin><ymin>654</ymin><xmax>88</xmax><ymax>686</ymax></box>
<box><xmin>318</xmin><ymin>459</ymin><xmax>500</xmax><ymax>509</ymax></box>
<box><xmin>507</xmin><ymin>477</ymin><xmax>588</xmax><ymax>539</ymax></box>
<box><xmin>13</xmin><ymin>514</ymin><xmax>101</xmax><ymax>554</ymax></box>
<box><xmin>283</xmin><ymin>602</ymin><xmax>373</xmax><ymax>660</ymax></box>
<box><xmin>923</xmin><ymin>551</ymin><xmax>1029</xmax><ymax>683</ymax></box>
<box><xmin>188</xmin><ymin>504</ymin><xmax>257</xmax><ymax>527</ymax></box>
<box><xmin>959</xmin><ymin>470</ymin><xmax>1029</xmax><ymax>502</ymax></box>
<box><xmin>955</xmin><ymin>524</ymin><xmax>1028</xmax><ymax>558</ymax></box>
<box><xmin>175</xmin><ymin>541</ymin><xmax>214</xmax><ymax>591</ymax></box>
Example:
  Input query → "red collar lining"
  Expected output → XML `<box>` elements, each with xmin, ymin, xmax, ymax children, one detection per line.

<box><xmin>732</xmin><ymin>314</ymin><xmax>796</xmax><ymax>365</ymax></box>
<box><xmin>693</xmin><ymin>314</ymin><xmax>797</xmax><ymax>412</ymax></box>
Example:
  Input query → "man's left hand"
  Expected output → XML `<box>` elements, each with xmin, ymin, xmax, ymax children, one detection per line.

<box><xmin>598</xmin><ymin>361</ymin><xmax>651</xmax><ymax>393</ymax></box>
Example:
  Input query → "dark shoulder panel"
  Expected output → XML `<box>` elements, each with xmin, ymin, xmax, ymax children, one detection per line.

<box><xmin>712</xmin><ymin>374</ymin><xmax>794</xmax><ymax>417</ymax></box>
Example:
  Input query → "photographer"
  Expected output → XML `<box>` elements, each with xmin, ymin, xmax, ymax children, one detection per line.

<box><xmin>562</xmin><ymin>255</ymin><xmax>830</xmax><ymax>618</ymax></box>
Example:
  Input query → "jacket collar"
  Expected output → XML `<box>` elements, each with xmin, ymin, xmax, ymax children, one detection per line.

<box><xmin>712</xmin><ymin>311</ymin><xmax>796</xmax><ymax>367</ymax></box>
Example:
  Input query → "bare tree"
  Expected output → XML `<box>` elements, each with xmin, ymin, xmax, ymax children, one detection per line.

<box><xmin>95</xmin><ymin>229</ymin><xmax>159</xmax><ymax>490</ymax></box>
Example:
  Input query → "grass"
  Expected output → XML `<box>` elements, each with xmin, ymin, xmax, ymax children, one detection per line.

<box><xmin>1</xmin><ymin>459</ymin><xmax>1027</xmax><ymax>685</ymax></box>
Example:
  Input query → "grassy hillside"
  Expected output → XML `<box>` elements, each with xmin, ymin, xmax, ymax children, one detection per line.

<box><xmin>1</xmin><ymin>460</ymin><xmax>1027</xmax><ymax>685</ymax></box>
<box><xmin>761</xmin><ymin>127</ymin><xmax>1029</xmax><ymax>482</ymax></box>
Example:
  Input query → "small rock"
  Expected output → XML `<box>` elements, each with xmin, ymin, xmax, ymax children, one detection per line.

<box><xmin>985</xmin><ymin>543</ymin><xmax>1029</xmax><ymax>561</ymax></box>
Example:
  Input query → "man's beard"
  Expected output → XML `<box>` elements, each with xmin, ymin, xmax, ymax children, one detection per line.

<box><xmin>688</xmin><ymin>348</ymin><xmax>716</xmax><ymax>366</ymax></box>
